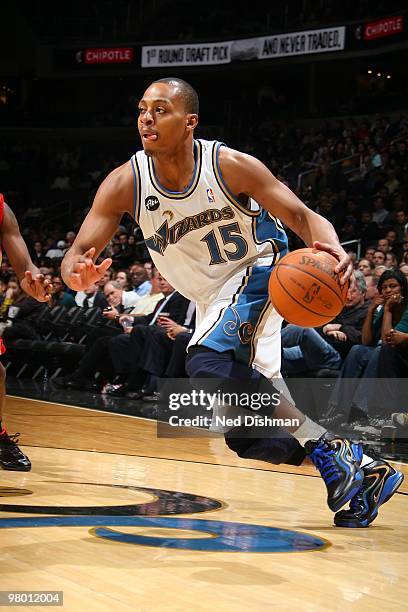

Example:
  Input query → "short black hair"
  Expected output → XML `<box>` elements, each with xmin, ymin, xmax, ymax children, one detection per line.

<box><xmin>378</xmin><ymin>269</ymin><xmax>408</xmax><ymax>303</ymax></box>
<box><xmin>153</xmin><ymin>78</ymin><xmax>199</xmax><ymax>115</ymax></box>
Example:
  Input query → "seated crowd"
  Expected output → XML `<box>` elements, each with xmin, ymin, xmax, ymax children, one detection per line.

<box><xmin>0</xmin><ymin>222</ymin><xmax>407</xmax><ymax>421</ymax></box>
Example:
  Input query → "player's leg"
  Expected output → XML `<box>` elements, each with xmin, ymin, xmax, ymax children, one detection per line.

<box><xmin>0</xmin><ymin>361</ymin><xmax>31</xmax><ymax>471</ymax></box>
<box><xmin>186</xmin><ymin>345</ymin><xmax>363</xmax><ymax>512</ymax></box>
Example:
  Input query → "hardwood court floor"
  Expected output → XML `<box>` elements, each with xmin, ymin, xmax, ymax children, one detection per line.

<box><xmin>1</xmin><ymin>396</ymin><xmax>407</xmax><ymax>612</ymax></box>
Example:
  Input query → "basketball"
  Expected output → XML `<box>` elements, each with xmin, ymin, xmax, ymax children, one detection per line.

<box><xmin>269</xmin><ymin>248</ymin><xmax>349</xmax><ymax>327</ymax></box>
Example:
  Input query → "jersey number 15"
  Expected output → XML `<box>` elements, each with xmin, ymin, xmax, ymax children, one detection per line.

<box><xmin>200</xmin><ymin>222</ymin><xmax>248</xmax><ymax>265</ymax></box>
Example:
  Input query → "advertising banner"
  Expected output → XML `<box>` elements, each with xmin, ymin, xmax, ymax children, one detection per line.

<box><xmin>141</xmin><ymin>26</ymin><xmax>346</xmax><ymax>68</ymax></box>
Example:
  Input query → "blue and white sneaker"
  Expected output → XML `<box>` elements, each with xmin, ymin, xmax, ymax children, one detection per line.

<box><xmin>334</xmin><ymin>459</ymin><xmax>404</xmax><ymax>527</ymax></box>
<box><xmin>305</xmin><ymin>434</ymin><xmax>364</xmax><ymax>512</ymax></box>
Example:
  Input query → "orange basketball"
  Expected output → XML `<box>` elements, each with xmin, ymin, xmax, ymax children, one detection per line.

<box><xmin>268</xmin><ymin>248</ymin><xmax>349</xmax><ymax>327</ymax></box>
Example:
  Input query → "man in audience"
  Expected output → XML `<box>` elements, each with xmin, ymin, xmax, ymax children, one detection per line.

<box><xmin>371</xmin><ymin>196</ymin><xmax>388</xmax><ymax>226</ymax></box>
<box><xmin>75</xmin><ymin>281</ymin><xmax>107</xmax><ymax>310</ymax></box>
<box><xmin>394</xmin><ymin>210</ymin><xmax>408</xmax><ymax>244</ymax></box>
<box><xmin>120</xmin><ymin>267</ymin><xmax>164</xmax><ymax>313</ymax></box>
<box><xmin>106</xmin><ymin>280</ymin><xmax>190</xmax><ymax>396</ymax></box>
<box><xmin>53</xmin><ymin>276</ymin><xmax>185</xmax><ymax>391</ymax></box>
<box><xmin>130</xmin><ymin>261</ymin><xmax>151</xmax><ymax>296</ymax></box>
<box><xmin>357</xmin><ymin>258</ymin><xmax>375</xmax><ymax>276</ymax></box>
<box><xmin>51</xmin><ymin>275</ymin><xmax>76</xmax><ymax>308</ymax></box>
<box><xmin>364</xmin><ymin>274</ymin><xmax>379</xmax><ymax>300</ymax></box>
<box><xmin>281</xmin><ymin>271</ymin><xmax>368</xmax><ymax>375</ymax></box>
<box><xmin>372</xmin><ymin>250</ymin><xmax>386</xmax><ymax>266</ymax></box>
<box><xmin>363</xmin><ymin>247</ymin><xmax>376</xmax><ymax>262</ymax></box>
<box><xmin>116</xmin><ymin>301</ymin><xmax>196</xmax><ymax>400</ymax></box>
<box><xmin>376</xmin><ymin>238</ymin><xmax>391</xmax><ymax>255</ymax></box>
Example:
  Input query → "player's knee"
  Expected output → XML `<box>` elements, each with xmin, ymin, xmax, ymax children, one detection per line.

<box><xmin>185</xmin><ymin>348</ymin><xmax>223</xmax><ymax>378</ymax></box>
<box><xmin>0</xmin><ymin>362</ymin><xmax>6</xmax><ymax>384</ymax></box>
<box><xmin>186</xmin><ymin>352</ymin><xmax>208</xmax><ymax>377</ymax></box>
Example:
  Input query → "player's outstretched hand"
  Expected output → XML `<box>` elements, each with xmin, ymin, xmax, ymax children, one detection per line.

<box><xmin>21</xmin><ymin>271</ymin><xmax>53</xmax><ymax>302</ymax></box>
<box><xmin>313</xmin><ymin>241</ymin><xmax>353</xmax><ymax>286</ymax></box>
<box><xmin>68</xmin><ymin>247</ymin><xmax>112</xmax><ymax>291</ymax></box>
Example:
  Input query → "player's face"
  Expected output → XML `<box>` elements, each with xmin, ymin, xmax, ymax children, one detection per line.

<box><xmin>137</xmin><ymin>83</ymin><xmax>195</xmax><ymax>155</ymax></box>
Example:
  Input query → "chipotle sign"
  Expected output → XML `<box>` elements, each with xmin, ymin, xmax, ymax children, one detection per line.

<box><xmin>364</xmin><ymin>16</ymin><xmax>403</xmax><ymax>41</ymax></box>
<box><xmin>83</xmin><ymin>48</ymin><xmax>134</xmax><ymax>64</ymax></box>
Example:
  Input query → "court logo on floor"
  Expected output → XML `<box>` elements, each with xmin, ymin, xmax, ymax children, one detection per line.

<box><xmin>0</xmin><ymin>483</ymin><xmax>329</xmax><ymax>553</ymax></box>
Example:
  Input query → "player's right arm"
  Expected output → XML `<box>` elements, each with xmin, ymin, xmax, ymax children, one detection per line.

<box><xmin>61</xmin><ymin>163</ymin><xmax>134</xmax><ymax>291</ymax></box>
<box><xmin>218</xmin><ymin>147</ymin><xmax>353</xmax><ymax>284</ymax></box>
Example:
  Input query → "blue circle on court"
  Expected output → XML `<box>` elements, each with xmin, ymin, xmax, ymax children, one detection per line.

<box><xmin>0</xmin><ymin>516</ymin><xmax>328</xmax><ymax>553</ymax></box>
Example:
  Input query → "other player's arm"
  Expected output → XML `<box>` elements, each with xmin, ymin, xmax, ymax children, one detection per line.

<box><xmin>219</xmin><ymin>148</ymin><xmax>353</xmax><ymax>284</ymax></box>
<box><xmin>2</xmin><ymin>204</ymin><xmax>52</xmax><ymax>302</ymax></box>
<box><xmin>61</xmin><ymin>163</ymin><xmax>133</xmax><ymax>291</ymax></box>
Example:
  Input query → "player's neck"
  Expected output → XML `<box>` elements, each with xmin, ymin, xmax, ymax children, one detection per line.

<box><xmin>152</xmin><ymin>140</ymin><xmax>196</xmax><ymax>192</ymax></box>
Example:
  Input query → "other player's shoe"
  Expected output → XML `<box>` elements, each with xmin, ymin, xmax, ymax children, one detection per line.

<box><xmin>334</xmin><ymin>459</ymin><xmax>404</xmax><ymax>528</ymax></box>
<box><xmin>0</xmin><ymin>430</ymin><xmax>31</xmax><ymax>471</ymax></box>
<box><xmin>305</xmin><ymin>434</ymin><xmax>363</xmax><ymax>512</ymax></box>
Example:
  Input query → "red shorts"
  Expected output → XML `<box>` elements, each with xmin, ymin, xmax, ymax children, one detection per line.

<box><xmin>0</xmin><ymin>338</ymin><xmax>5</xmax><ymax>355</ymax></box>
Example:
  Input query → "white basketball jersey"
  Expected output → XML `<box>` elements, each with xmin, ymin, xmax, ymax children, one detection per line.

<box><xmin>131</xmin><ymin>139</ymin><xmax>287</xmax><ymax>303</ymax></box>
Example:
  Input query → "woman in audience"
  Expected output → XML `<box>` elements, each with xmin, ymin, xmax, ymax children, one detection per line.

<box><xmin>114</xmin><ymin>270</ymin><xmax>132</xmax><ymax>291</ymax></box>
<box><xmin>329</xmin><ymin>270</ymin><xmax>408</xmax><ymax>420</ymax></box>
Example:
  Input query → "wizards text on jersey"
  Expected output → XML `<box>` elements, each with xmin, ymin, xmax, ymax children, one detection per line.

<box><xmin>145</xmin><ymin>205</ymin><xmax>235</xmax><ymax>255</ymax></box>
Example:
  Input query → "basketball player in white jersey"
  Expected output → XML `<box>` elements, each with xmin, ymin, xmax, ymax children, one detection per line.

<box><xmin>61</xmin><ymin>79</ymin><xmax>403</xmax><ymax>527</ymax></box>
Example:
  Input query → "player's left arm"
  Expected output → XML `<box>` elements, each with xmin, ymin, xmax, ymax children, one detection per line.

<box><xmin>219</xmin><ymin>148</ymin><xmax>353</xmax><ymax>284</ymax></box>
<box><xmin>2</xmin><ymin>204</ymin><xmax>52</xmax><ymax>302</ymax></box>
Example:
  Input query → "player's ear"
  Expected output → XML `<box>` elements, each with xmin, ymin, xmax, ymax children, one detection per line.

<box><xmin>186</xmin><ymin>114</ymin><xmax>198</xmax><ymax>131</ymax></box>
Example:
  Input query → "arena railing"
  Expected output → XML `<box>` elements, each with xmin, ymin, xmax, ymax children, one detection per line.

<box><xmin>297</xmin><ymin>153</ymin><xmax>361</xmax><ymax>190</ymax></box>
<box><xmin>340</xmin><ymin>238</ymin><xmax>361</xmax><ymax>260</ymax></box>
<box><xmin>297</xmin><ymin>128</ymin><xmax>408</xmax><ymax>189</ymax></box>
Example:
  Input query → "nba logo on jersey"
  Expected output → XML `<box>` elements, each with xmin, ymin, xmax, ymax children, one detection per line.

<box><xmin>206</xmin><ymin>188</ymin><xmax>215</xmax><ymax>203</ymax></box>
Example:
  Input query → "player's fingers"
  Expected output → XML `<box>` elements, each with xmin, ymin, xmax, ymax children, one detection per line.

<box><xmin>72</xmin><ymin>262</ymin><xmax>86</xmax><ymax>274</ymax></box>
<box><xmin>312</xmin><ymin>240</ymin><xmax>338</xmax><ymax>256</ymax></box>
<box><xmin>96</xmin><ymin>258</ymin><xmax>112</xmax><ymax>273</ymax></box>
<box><xmin>339</xmin><ymin>261</ymin><xmax>353</xmax><ymax>285</ymax></box>
<box><xmin>83</xmin><ymin>247</ymin><xmax>96</xmax><ymax>260</ymax></box>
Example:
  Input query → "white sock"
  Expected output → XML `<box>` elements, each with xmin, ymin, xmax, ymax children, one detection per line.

<box><xmin>361</xmin><ymin>453</ymin><xmax>373</xmax><ymax>468</ymax></box>
<box><xmin>292</xmin><ymin>415</ymin><xmax>326</xmax><ymax>446</ymax></box>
